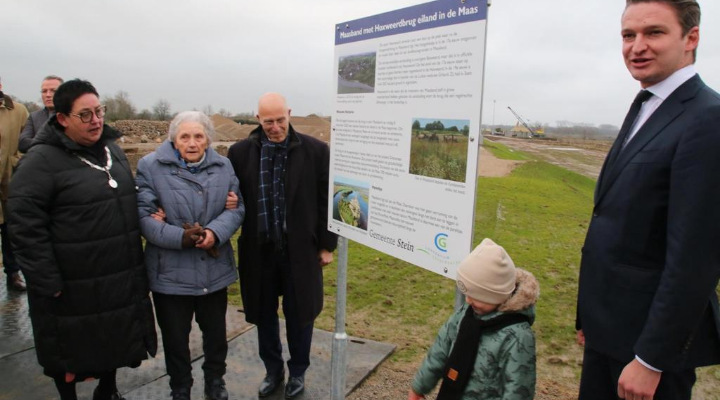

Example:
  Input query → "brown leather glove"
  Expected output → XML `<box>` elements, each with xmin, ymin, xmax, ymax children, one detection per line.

<box><xmin>181</xmin><ymin>222</ymin><xmax>203</xmax><ymax>248</ymax></box>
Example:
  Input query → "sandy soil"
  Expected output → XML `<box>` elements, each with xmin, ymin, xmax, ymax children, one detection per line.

<box><xmin>477</xmin><ymin>146</ymin><xmax>526</xmax><ymax>177</ymax></box>
<box><xmin>487</xmin><ymin>136</ymin><xmax>611</xmax><ymax>180</ymax></box>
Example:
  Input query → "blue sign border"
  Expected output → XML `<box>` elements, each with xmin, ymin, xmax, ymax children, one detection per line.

<box><xmin>336</xmin><ymin>0</ymin><xmax>487</xmax><ymax>45</ymax></box>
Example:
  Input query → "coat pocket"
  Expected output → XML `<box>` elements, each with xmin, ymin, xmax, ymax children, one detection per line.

<box><xmin>610</xmin><ymin>264</ymin><xmax>662</xmax><ymax>293</ymax></box>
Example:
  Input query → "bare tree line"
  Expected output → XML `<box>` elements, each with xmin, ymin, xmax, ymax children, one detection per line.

<box><xmin>15</xmin><ymin>90</ymin><xmax>254</xmax><ymax>122</ymax></box>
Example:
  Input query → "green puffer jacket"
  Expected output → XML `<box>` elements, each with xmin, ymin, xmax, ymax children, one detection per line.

<box><xmin>411</xmin><ymin>269</ymin><xmax>539</xmax><ymax>400</ymax></box>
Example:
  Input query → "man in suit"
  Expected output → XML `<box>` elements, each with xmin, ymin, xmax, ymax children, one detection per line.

<box><xmin>19</xmin><ymin>75</ymin><xmax>63</xmax><ymax>153</ymax></box>
<box><xmin>576</xmin><ymin>1</ymin><xmax>720</xmax><ymax>399</ymax></box>
<box><xmin>227</xmin><ymin>93</ymin><xmax>337</xmax><ymax>399</ymax></box>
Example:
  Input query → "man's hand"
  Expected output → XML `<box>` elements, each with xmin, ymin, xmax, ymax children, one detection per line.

<box><xmin>196</xmin><ymin>229</ymin><xmax>216</xmax><ymax>250</ymax></box>
<box><xmin>151</xmin><ymin>207</ymin><xmax>166</xmax><ymax>222</ymax></box>
<box><xmin>577</xmin><ymin>329</ymin><xmax>585</xmax><ymax>346</ymax></box>
<box><xmin>226</xmin><ymin>192</ymin><xmax>238</xmax><ymax>210</ymax></box>
<box><xmin>617</xmin><ymin>359</ymin><xmax>661</xmax><ymax>400</ymax></box>
<box><xmin>408</xmin><ymin>389</ymin><xmax>425</xmax><ymax>400</ymax></box>
<box><xmin>318</xmin><ymin>249</ymin><xmax>333</xmax><ymax>266</ymax></box>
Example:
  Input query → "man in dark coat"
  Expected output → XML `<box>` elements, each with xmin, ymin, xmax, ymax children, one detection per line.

<box><xmin>576</xmin><ymin>1</ymin><xmax>720</xmax><ymax>400</ymax></box>
<box><xmin>227</xmin><ymin>92</ymin><xmax>337</xmax><ymax>398</ymax></box>
<box><xmin>8</xmin><ymin>79</ymin><xmax>157</xmax><ymax>400</ymax></box>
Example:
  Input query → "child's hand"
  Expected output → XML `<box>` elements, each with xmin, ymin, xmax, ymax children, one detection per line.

<box><xmin>408</xmin><ymin>389</ymin><xmax>425</xmax><ymax>400</ymax></box>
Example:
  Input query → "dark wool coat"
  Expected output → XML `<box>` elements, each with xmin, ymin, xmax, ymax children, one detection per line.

<box><xmin>7</xmin><ymin>117</ymin><xmax>157</xmax><ymax>376</ymax></box>
<box><xmin>227</xmin><ymin>125</ymin><xmax>337</xmax><ymax>326</ymax></box>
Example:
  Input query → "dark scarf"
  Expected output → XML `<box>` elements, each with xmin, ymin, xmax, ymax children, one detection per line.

<box><xmin>436</xmin><ymin>306</ymin><xmax>530</xmax><ymax>400</ymax></box>
<box><xmin>258</xmin><ymin>133</ymin><xmax>290</xmax><ymax>251</ymax></box>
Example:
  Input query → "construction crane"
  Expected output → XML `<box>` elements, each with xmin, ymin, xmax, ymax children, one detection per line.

<box><xmin>507</xmin><ymin>106</ymin><xmax>544</xmax><ymax>138</ymax></box>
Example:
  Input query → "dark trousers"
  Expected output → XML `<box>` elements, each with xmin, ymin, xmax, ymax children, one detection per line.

<box><xmin>52</xmin><ymin>370</ymin><xmax>117</xmax><ymax>400</ymax></box>
<box><xmin>153</xmin><ymin>288</ymin><xmax>228</xmax><ymax>390</ymax></box>
<box><xmin>257</xmin><ymin>247</ymin><xmax>314</xmax><ymax>378</ymax></box>
<box><xmin>579</xmin><ymin>346</ymin><xmax>696</xmax><ymax>400</ymax></box>
<box><xmin>1</xmin><ymin>223</ymin><xmax>19</xmax><ymax>275</ymax></box>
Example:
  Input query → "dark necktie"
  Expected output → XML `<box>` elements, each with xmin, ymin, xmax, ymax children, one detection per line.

<box><xmin>607</xmin><ymin>89</ymin><xmax>653</xmax><ymax>165</ymax></box>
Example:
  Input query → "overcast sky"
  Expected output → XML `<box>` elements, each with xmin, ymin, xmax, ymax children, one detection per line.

<box><xmin>2</xmin><ymin>0</ymin><xmax>719</xmax><ymax>127</ymax></box>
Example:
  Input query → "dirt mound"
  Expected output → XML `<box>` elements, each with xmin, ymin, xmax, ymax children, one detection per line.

<box><xmin>292</xmin><ymin>115</ymin><xmax>331</xmax><ymax>142</ymax></box>
<box><xmin>110</xmin><ymin>120</ymin><xmax>169</xmax><ymax>144</ymax></box>
<box><xmin>210</xmin><ymin>114</ymin><xmax>254</xmax><ymax>142</ymax></box>
<box><xmin>114</xmin><ymin>115</ymin><xmax>333</xmax><ymax>171</ymax></box>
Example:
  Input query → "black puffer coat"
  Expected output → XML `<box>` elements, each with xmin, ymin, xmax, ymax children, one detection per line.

<box><xmin>7</xmin><ymin>117</ymin><xmax>157</xmax><ymax>376</ymax></box>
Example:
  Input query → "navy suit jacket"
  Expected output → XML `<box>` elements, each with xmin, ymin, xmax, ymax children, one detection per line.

<box><xmin>577</xmin><ymin>74</ymin><xmax>720</xmax><ymax>371</ymax></box>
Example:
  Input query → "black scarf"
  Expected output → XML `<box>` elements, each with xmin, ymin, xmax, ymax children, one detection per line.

<box><xmin>436</xmin><ymin>306</ymin><xmax>530</xmax><ymax>400</ymax></box>
<box><xmin>258</xmin><ymin>133</ymin><xmax>289</xmax><ymax>251</ymax></box>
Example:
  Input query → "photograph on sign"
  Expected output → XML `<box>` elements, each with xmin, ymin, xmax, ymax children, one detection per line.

<box><xmin>329</xmin><ymin>0</ymin><xmax>487</xmax><ymax>278</ymax></box>
<box><xmin>410</xmin><ymin>118</ymin><xmax>470</xmax><ymax>183</ymax></box>
<box><xmin>338</xmin><ymin>52</ymin><xmax>377</xmax><ymax>94</ymax></box>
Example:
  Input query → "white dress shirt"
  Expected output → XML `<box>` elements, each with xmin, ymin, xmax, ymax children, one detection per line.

<box><xmin>625</xmin><ymin>64</ymin><xmax>696</xmax><ymax>145</ymax></box>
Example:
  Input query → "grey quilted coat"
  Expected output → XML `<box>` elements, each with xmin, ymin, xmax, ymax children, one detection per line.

<box><xmin>136</xmin><ymin>140</ymin><xmax>244</xmax><ymax>296</ymax></box>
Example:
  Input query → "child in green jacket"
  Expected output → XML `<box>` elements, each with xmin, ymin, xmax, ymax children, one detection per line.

<box><xmin>409</xmin><ymin>238</ymin><xmax>538</xmax><ymax>400</ymax></box>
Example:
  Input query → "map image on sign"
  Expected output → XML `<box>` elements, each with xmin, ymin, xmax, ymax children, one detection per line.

<box><xmin>332</xmin><ymin>177</ymin><xmax>370</xmax><ymax>230</ymax></box>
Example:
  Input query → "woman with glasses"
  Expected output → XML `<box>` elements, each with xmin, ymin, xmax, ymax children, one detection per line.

<box><xmin>135</xmin><ymin>111</ymin><xmax>244</xmax><ymax>400</ymax></box>
<box><xmin>7</xmin><ymin>79</ymin><xmax>157</xmax><ymax>400</ymax></box>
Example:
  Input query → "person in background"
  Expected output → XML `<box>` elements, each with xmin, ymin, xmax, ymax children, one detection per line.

<box><xmin>0</xmin><ymin>75</ymin><xmax>29</xmax><ymax>291</ymax></box>
<box><xmin>7</xmin><ymin>79</ymin><xmax>157</xmax><ymax>400</ymax></box>
<box><xmin>136</xmin><ymin>111</ymin><xmax>245</xmax><ymax>400</ymax></box>
<box><xmin>19</xmin><ymin>75</ymin><xmax>63</xmax><ymax>153</ymax></box>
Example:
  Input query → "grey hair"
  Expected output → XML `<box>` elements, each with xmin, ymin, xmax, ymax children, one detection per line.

<box><xmin>168</xmin><ymin>111</ymin><xmax>215</xmax><ymax>144</ymax></box>
<box><xmin>43</xmin><ymin>75</ymin><xmax>64</xmax><ymax>83</ymax></box>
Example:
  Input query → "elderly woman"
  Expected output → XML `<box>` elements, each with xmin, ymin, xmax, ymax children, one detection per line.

<box><xmin>136</xmin><ymin>111</ymin><xmax>244</xmax><ymax>400</ymax></box>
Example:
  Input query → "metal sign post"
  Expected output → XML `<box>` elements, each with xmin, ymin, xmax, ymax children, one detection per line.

<box><xmin>330</xmin><ymin>236</ymin><xmax>349</xmax><ymax>400</ymax></box>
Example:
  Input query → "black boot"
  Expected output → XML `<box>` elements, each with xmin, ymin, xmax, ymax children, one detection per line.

<box><xmin>171</xmin><ymin>387</ymin><xmax>191</xmax><ymax>400</ymax></box>
<box><xmin>92</xmin><ymin>386</ymin><xmax>126</xmax><ymax>400</ymax></box>
<box><xmin>204</xmin><ymin>378</ymin><xmax>228</xmax><ymax>400</ymax></box>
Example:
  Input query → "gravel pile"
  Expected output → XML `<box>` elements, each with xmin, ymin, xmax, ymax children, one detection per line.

<box><xmin>109</xmin><ymin>120</ymin><xmax>170</xmax><ymax>143</ymax></box>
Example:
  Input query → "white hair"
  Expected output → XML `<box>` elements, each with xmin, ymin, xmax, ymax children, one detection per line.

<box><xmin>168</xmin><ymin>111</ymin><xmax>215</xmax><ymax>144</ymax></box>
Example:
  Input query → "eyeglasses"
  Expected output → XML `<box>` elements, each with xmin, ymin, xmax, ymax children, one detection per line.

<box><xmin>69</xmin><ymin>105</ymin><xmax>106</xmax><ymax>123</ymax></box>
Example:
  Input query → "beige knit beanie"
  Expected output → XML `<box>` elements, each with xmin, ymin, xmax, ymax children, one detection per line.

<box><xmin>456</xmin><ymin>238</ymin><xmax>516</xmax><ymax>304</ymax></box>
